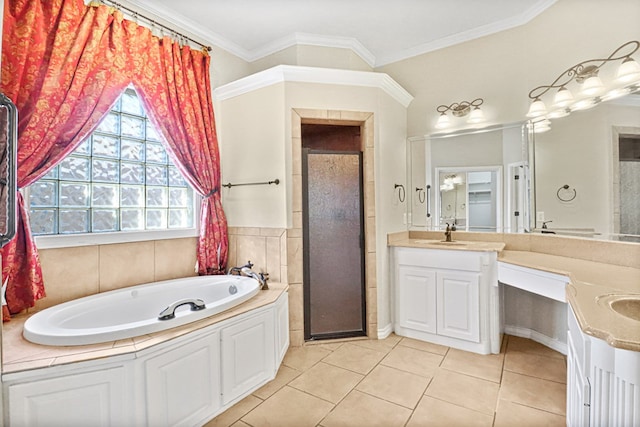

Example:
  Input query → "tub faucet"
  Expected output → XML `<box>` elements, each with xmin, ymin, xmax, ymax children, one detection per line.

<box><xmin>229</xmin><ymin>261</ymin><xmax>269</xmax><ymax>290</ymax></box>
<box><xmin>444</xmin><ymin>223</ymin><xmax>453</xmax><ymax>242</ymax></box>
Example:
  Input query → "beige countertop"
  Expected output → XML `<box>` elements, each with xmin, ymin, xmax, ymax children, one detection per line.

<box><xmin>389</xmin><ymin>238</ymin><xmax>506</xmax><ymax>252</ymax></box>
<box><xmin>499</xmin><ymin>251</ymin><xmax>640</xmax><ymax>352</ymax></box>
<box><xmin>2</xmin><ymin>283</ymin><xmax>288</xmax><ymax>375</ymax></box>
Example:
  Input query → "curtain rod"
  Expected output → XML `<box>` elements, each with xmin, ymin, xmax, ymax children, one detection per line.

<box><xmin>97</xmin><ymin>0</ymin><xmax>212</xmax><ymax>52</ymax></box>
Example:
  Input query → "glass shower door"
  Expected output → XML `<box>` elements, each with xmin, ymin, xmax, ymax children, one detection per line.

<box><xmin>303</xmin><ymin>150</ymin><xmax>366</xmax><ymax>340</ymax></box>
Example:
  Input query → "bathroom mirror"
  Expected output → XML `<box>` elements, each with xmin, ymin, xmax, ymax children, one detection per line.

<box><xmin>436</xmin><ymin>167</ymin><xmax>502</xmax><ymax>232</ymax></box>
<box><xmin>530</xmin><ymin>90</ymin><xmax>640</xmax><ymax>242</ymax></box>
<box><xmin>407</xmin><ymin>123</ymin><xmax>530</xmax><ymax>233</ymax></box>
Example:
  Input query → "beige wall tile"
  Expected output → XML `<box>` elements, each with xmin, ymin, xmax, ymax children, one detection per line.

<box><xmin>266</xmin><ymin>236</ymin><xmax>281</xmax><ymax>282</ymax></box>
<box><xmin>259</xmin><ymin>228</ymin><xmax>286</xmax><ymax>237</ymax></box>
<box><xmin>235</xmin><ymin>235</ymin><xmax>267</xmax><ymax>273</ymax></box>
<box><xmin>99</xmin><ymin>242</ymin><xmax>155</xmax><ymax>292</ymax></box>
<box><xmin>286</xmin><ymin>237</ymin><xmax>303</xmax><ymax>283</ymax></box>
<box><xmin>37</xmin><ymin>246</ymin><xmax>100</xmax><ymax>310</ymax></box>
<box><xmin>288</xmin><ymin>283</ymin><xmax>304</xmax><ymax>331</ymax></box>
<box><xmin>153</xmin><ymin>238</ymin><xmax>197</xmax><ymax>281</ymax></box>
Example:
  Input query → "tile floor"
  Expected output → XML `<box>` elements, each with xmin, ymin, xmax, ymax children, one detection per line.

<box><xmin>206</xmin><ymin>334</ymin><xmax>566</xmax><ymax>427</ymax></box>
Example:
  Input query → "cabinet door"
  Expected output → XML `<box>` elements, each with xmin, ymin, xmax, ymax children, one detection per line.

<box><xmin>8</xmin><ymin>366</ymin><xmax>130</xmax><ymax>427</ymax></box>
<box><xmin>397</xmin><ymin>265</ymin><xmax>437</xmax><ymax>334</ymax></box>
<box><xmin>436</xmin><ymin>271</ymin><xmax>480</xmax><ymax>342</ymax></box>
<box><xmin>144</xmin><ymin>330</ymin><xmax>221</xmax><ymax>427</ymax></box>
<box><xmin>222</xmin><ymin>310</ymin><xmax>275</xmax><ymax>405</ymax></box>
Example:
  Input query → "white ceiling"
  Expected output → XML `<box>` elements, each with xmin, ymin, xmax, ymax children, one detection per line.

<box><xmin>128</xmin><ymin>0</ymin><xmax>557</xmax><ymax>67</ymax></box>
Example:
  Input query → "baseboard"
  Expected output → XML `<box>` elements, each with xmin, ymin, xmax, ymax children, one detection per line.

<box><xmin>505</xmin><ymin>325</ymin><xmax>567</xmax><ymax>355</ymax></box>
<box><xmin>377</xmin><ymin>323</ymin><xmax>393</xmax><ymax>340</ymax></box>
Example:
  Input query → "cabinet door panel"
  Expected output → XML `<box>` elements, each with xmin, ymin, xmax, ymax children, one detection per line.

<box><xmin>9</xmin><ymin>367</ymin><xmax>129</xmax><ymax>427</ymax></box>
<box><xmin>144</xmin><ymin>331</ymin><xmax>220</xmax><ymax>427</ymax></box>
<box><xmin>222</xmin><ymin>311</ymin><xmax>275</xmax><ymax>404</ymax></box>
<box><xmin>437</xmin><ymin>272</ymin><xmax>480</xmax><ymax>342</ymax></box>
<box><xmin>397</xmin><ymin>265</ymin><xmax>437</xmax><ymax>333</ymax></box>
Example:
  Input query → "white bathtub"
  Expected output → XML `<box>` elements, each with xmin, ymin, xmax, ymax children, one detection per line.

<box><xmin>23</xmin><ymin>275</ymin><xmax>260</xmax><ymax>346</ymax></box>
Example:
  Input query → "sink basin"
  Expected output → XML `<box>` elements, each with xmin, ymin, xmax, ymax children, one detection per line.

<box><xmin>410</xmin><ymin>240</ymin><xmax>467</xmax><ymax>246</ymax></box>
<box><xmin>597</xmin><ymin>294</ymin><xmax>640</xmax><ymax>322</ymax></box>
<box><xmin>609</xmin><ymin>297</ymin><xmax>640</xmax><ymax>322</ymax></box>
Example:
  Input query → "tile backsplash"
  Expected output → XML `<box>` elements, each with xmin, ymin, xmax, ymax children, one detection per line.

<box><xmin>35</xmin><ymin>237</ymin><xmax>198</xmax><ymax>311</ymax></box>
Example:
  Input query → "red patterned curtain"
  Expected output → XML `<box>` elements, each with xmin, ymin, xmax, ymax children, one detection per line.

<box><xmin>1</xmin><ymin>0</ymin><xmax>228</xmax><ymax>319</ymax></box>
<box><xmin>1</xmin><ymin>0</ymin><xmax>131</xmax><ymax>318</ymax></box>
<box><xmin>134</xmin><ymin>40</ymin><xmax>228</xmax><ymax>275</ymax></box>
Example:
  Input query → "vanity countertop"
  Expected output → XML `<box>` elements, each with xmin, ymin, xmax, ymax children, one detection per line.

<box><xmin>389</xmin><ymin>238</ymin><xmax>505</xmax><ymax>252</ymax></box>
<box><xmin>499</xmin><ymin>250</ymin><xmax>640</xmax><ymax>352</ymax></box>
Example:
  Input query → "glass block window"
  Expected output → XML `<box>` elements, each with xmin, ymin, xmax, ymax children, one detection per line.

<box><xmin>29</xmin><ymin>88</ymin><xmax>195</xmax><ymax>235</ymax></box>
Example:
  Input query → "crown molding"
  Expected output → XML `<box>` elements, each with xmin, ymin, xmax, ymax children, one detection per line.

<box><xmin>248</xmin><ymin>33</ymin><xmax>377</xmax><ymax>68</ymax></box>
<box><xmin>120</xmin><ymin>0</ymin><xmax>556</xmax><ymax>67</ymax></box>
<box><xmin>213</xmin><ymin>65</ymin><xmax>413</xmax><ymax>107</ymax></box>
<box><xmin>375</xmin><ymin>0</ymin><xmax>557</xmax><ymax>66</ymax></box>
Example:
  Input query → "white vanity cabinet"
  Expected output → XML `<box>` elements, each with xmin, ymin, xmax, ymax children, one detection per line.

<box><xmin>567</xmin><ymin>304</ymin><xmax>640</xmax><ymax>426</ymax></box>
<box><xmin>393</xmin><ymin>247</ymin><xmax>499</xmax><ymax>354</ymax></box>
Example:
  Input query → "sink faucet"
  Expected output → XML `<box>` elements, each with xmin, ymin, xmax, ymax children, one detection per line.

<box><xmin>444</xmin><ymin>223</ymin><xmax>453</xmax><ymax>242</ymax></box>
<box><xmin>229</xmin><ymin>261</ymin><xmax>269</xmax><ymax>290</ymax></box>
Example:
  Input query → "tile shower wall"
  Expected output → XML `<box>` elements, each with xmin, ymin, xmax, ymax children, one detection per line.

<box><xmin>35</xmin><ymin>237</ymin><xmax>198</xmax><ymax>311</ymax></box>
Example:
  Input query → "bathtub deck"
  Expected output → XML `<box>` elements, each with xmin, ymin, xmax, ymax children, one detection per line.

<box><xmin>1</xmin><ymin>283</ymin><xmax>288</xmax><ymax>374</ymax></box>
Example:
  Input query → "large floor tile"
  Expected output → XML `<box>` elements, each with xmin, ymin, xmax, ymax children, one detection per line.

<box><xmin>352</xmin><ymin>337</ymin><xmax>398</xmax><ymax>353</ymax></box>
<box><xmin>506</xmin><ymin>335</ymin><xmax>565</xmax><ymax>360</ymax></box>
<box><xmin>282</xmin><ymin>345</ymin><xmax>331</xmax><ymax>371</ymax></box>
<box><xmin>441</xmin><ymin>348</ymin><xmax>504</xmax><ymax>383</ymax></box>
<box><xmin>504</xmin><ymin>351</ymin><xmax>567</xmax><ymax>384</ymax></box>
<box><xmin>398</xmin><ymin>337</ymin><xmax>449</xmax><ymax>355</ymax></box>
<box><xmin>380</xmin><ymin>345</ymin><xmax>443</xmax><ymax>378</ymax></box>
<box><xmin>322</xmin><ymin>342</ymin><xmax>387</xmax><ymax>375</ymax></box>
<box><xmin>242</xmin><ymin>386</ymin><xmax>334</xmax><ymax>427</ymax></box>
<box><xmin>499</xmin><ymin>371</ymin><xmax>566</xmax><ymax>416</ymax></box>
<box><xmin>253</xmin><ymin>365</ymin><xmax>301</xmax><ymax>400</ymax></box>
<box><xmin>425</xmin><ymin>369</ymin><xmax>499</xmax><ymax>415</ymax></box>
<box><xmin>205</xmin><ymin>395</ymin><xmax>262</xmax><ymax>427</ymax></box>
<box><xmin>356</xmin><ymin>365</ymin><xmax>429</xmax><ymax>409</ymax></box>
<box><xmin>407</xmin><ymin>396</ymin><xmax>494</xmax><ymax>427</ymax></box>
<box><xmin>320</xmin><ymin>390</ymin><xmax>412</xmax><ymax>427</ymax></box>
<box><xmin>289</xmin><ymin>362</ymin><xmax>363</xmax><ymax>403</ymax></box>
<box><xmin>494</xmin><ymin>399</ymin><xmax>566</xmax><ymax>427</ymax></box>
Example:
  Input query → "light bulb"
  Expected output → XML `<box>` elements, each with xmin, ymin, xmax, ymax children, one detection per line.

<box><xmin>526</xmin><ymin>98</ymin><xmax>547</xmax><ymax>118</ymax></box>
<box><xmin>533</xmin><ymin>119</ymin><xmax>551</xmax><ymax>134</ymax></box>
<box><xmin>580</xmin><ymin>76</ymin><xmax>605</xmax><ymax>96</ymax></box>
<box><xmin>616</xmin><ymin>57</ymin><xmax>640</xmax><ymax>83</ymax></box>
<box><xmin>466</xmin><ymin>107</ymin><xmax>485</xmax><ymax>124</ymax></box>
<box><xmin>435</xmin><ymin>113</ymin><xmax>451</xmax><ymax>129</ymax></box>
<box><xmin>552</xmin><ymin>87</ymin><xmax>574</xmax><ymax>108</ymax></box>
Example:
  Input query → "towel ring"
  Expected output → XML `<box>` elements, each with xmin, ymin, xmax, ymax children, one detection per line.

<box><xmin>416</xmin><ymin>187</ymin><xmax>425</xmax><ymax>204</ymax></box>
<box><xmin>557</xmin><ymin>184</ymin><xmax>577</xmax><ymax>202</ymax></box>
<box><xmin>394</xmin><ymin>184</ymin><xmax>405</xmax><ymax>203</ymax></box>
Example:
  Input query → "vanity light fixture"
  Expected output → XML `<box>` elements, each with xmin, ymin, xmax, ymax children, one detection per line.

<box><xmin>435</xmin><ymin>98</ymin><xmax>486</xmax><ymax>129</ymax></box>
<box><xmin>526</xmin><ymin>40</ymin><xmax>640</xmax><ymax>126</ymax></box>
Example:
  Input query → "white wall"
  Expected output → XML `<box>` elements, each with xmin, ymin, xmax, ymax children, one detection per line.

<box><xmin>215</xmin><ymin>73</ymin><xmax>408</xmax><ymax>333</ymax></box>
<box><xmin>377</xmin><ymin>0</ymin><xmax>640</xmax><ymax>137</ymax></box>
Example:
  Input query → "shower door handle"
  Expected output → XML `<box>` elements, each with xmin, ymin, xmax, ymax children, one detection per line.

<box><xmin>0</xmin><ymin>93</ymin><xmax>17</xmax><ymax>248</ymax></box>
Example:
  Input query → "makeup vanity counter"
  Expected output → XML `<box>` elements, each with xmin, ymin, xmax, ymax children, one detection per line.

<box><xmin>498</xmin><ymin>250</ymin><xmax>640</xmax><ymax>352</ymax></box>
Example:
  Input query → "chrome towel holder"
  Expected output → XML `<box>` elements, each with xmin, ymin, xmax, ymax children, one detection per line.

<box><xmin>556</xmin><ymin>184</ymin><xmax>577</xmax><ymax>202</ymax></box>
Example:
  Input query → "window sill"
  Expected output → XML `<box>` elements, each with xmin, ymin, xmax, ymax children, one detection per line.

<box><xmin>35</xmin><ymin>228</ymin><xmax>199</xmax><ymax>250</ymax></box>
